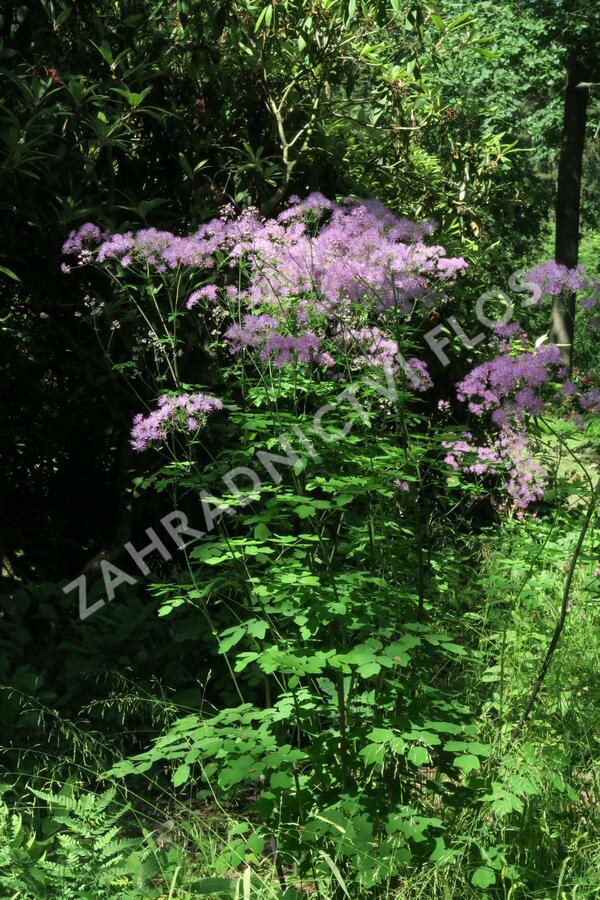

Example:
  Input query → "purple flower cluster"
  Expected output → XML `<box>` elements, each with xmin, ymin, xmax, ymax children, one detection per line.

<box><xmin>202</xmin><ymin>197</ymin><xmax>466</xmax><ymax>322</ymax></box>
<box><xmin>406</xmin><ymin>357</ymin><xmax>434</xmax><ymax>392</ymax></box>
<box><xmin>448</xmin><ymin>315</ymin><xmax>600</xmax><ymax>508</ymax></box>
<box><xmin>62</xmin><ymin>194</ymin><xmax>468</xmax><ymax>376</ymax></box>
<box><xmin>322</xmin><ymin>326</ymin><xmax>432</xmax><ymax>390</ymax></box>
<box><xmin>447</xmin><ymin>342</ymin><xmax>565</xmax><ymax>508</ymax></box>
<box><xmin>340</xmin><ymin>326</ymin><xmax>399</xmax><ymax>374</ymax></box>
<box><xmin>456</xmin><ymin>343</ymin><xmax>563</xmax><ymax>426</ymax></box>
<box><xmin>525</xmin><ymin>261</ymin><xmax>587</xmax><ymax>298</ymax></box>
<box><xmin>225</xmin><ymin>314</ymin><xmax>333</xmax><ymax>368</ymax></box>
<box><xmin>62</xmin><ymin>223</ymin><xmax>105</xmax><ymax>256</ymax></box>
<box><xmin>63</xmin><ymin>220</ymin><xmax>234</xmax><ymax>272</ymax></box>
<box><xmin>64</xmin><ymin>196</ymin><xmax>470</xmax><ymax>458</ymax></box>
<box><xmin>501</xmin><ymin>430</ymin><xmax>547</xmax><ymax>509</ymax></box>
<box><xmin>187</xmin><ymin>284</ymin><xmax>219</xmax><ymax>309</ymax></box>
<box><xmin>490</xmin><ymin>321</ymin><xmax>528</xmax><ymax>354</ymax></box>
<box><xmin>578</xmin><ymin>388</ymin><xmax>600</xmax><ymax>414</ymax></box>
<box><xmin>131</xmin><ymin>393</ymin><xmax>222</xmax><ymax>452</ymax></box>
<box><xmin>215</xmin><ymin>197</ymin><xmax>465</xmax><ymax>373</ymax></box>
<box><xmin>443</xmin><ymin>430</ymin><xmax>546</xmax><ymax>509</ymax></box>
<box><xmin>96</xmin><ymin>228</ymin><xmax>220</xmax><ymax>271</ymax></box>
<box><xmin>524</xmin><ymin>260</ymin><xmax>600</xmax><ymax>338</ymax></box>
<box><xmin>524</xmin><ymin>259</ymin><xmax>600</xmax><ymax>324</ymax></box>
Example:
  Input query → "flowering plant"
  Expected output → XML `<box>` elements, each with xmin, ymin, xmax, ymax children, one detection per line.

<box><xmin>63</xmin><ymin>195</ymin><xmax>600</xmax><ymax>511</ymax></box>
<box><xmin>62</xmin><ymin>196</ymin><xmax>600</xmax><ymax>884</ymax></box>
<box><xmin>63</xmin><ymin>193</ymin><xmax>468</xmax><ymax>450</ymax></box>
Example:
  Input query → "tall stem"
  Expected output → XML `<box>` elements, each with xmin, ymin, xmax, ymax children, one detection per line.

<box><xmin>509</xmin><ymin>477</ymin><xmax>599</xmax><ymax>743</ymax></box>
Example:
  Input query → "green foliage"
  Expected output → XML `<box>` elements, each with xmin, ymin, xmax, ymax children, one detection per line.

<box><xmin>0</xmin><ymin>785</ymin><xmax>147</xmax><ymax>898</ymax></box>
<box><xmin>75</xmin><ymin>232</ymin><xmax>596</xmax><ymax>896</ymax></box>
<box><xmin>2</xmin><ymin>2</ymin><xmax>600</xmax><ymax>898</ymax></box>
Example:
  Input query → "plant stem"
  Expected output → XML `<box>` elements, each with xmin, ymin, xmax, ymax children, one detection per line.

<box><xmin>509</xmin><ymin>477</ymin><xmax>599</xmax><ymax>743</ymax></box>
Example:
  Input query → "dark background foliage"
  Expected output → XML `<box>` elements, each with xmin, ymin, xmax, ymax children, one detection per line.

<box><xmin>2</xmin><ymin>0</ymin><xmax>570</xmax><ymax>580</ymax></box>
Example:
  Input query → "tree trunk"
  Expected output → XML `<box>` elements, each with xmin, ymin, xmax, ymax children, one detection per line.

<box><xmin>551</xmin><ymin>51</ymin><xmax>590</xmax><ymax>370</ymax></box>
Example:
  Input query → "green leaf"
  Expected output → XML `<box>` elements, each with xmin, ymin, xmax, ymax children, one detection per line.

<box><xmin>189</xmin><ymin>877</ymin><xmax>235</xmax><ymax>896</ymax></box>
<box><xmin>218</xmin><ymin>625</ymin><xmax>245</xmax><ymax>654</ymax></box>
<box><xmin>319</xmin><ymin>851</ymin><xmax>351</xmax><ymax>898</ymax></box>
<box><xmin>466</xmin><ymin>741</ymin><xmax>492</xmax><ymax>758</ymax></box>
<box><xmin>254</xmin><ymin>522</ymin><xmax>271</xmax><ymax>540</ymax></box>
<box><xmin>96</xmin><ymin>42</ymin><xmax>114</xmax><ymax>67</ymax></box>
<box><xmin>481</xmin><ymin>786</ymin><xmax>524</xmax><ymax>816</ymax></box>
<box><xmin>271</xmin><ymin>771</ymin><xmax>293</xmax><ymax>789</ymax></box>
<box><xmin>471</xmin><ymin>867</ymin><xmax>496</xmax><ymax>889</ymax></box>
<box><xmin>112</xmin><ymin>86</ymin><xmax>153</xmax><ymax>107</ymax></box>
<box><xmin>234</xmin><ymin>652</ymin><xmax>260</xmax><ymax>672</ymax></box>
<box><xmin>453</xmin><ymin>754</ymin><xmax>480</xmax><ymax>774</ymax></box>
<box><xmin>366</xmin><ymin>728</ymin><xmax>395</xmax><ymax>744</ymax></box>
<box><xmin>56</xmin><ymin>7</ymin><xmax>72</xmax><ymax>25</ymax></box>
<box><xmin>254</xmin><ymin>6</ymin><xmax>271</xmax><ymax>31</ymax></box>
<box><xmin>179</xmin><ymin>152</ymin><xmax>193</xmax><ymax>178</ymax></box>
<box><xmin>444</xmin><ymin>741</ymin><xmax>470</xmax><ymax>752</ymax></box>
<box><xmin>359</xmin><ymin>743</ymin><xmax>386</xmax><ymax>764</ymax></box>
<box><xmin>407</xmin><ymin>746</ymin><xmax>429</xmax><ymax>766</ymax></box>
<box><xmin>172</xmin><ymin>763</ymin><xmax>190</xmax><ymax>787</ymax></box>
<box><xmin>358</xmin><ymin>661</ymin><xmax>381</xmax><ymax>678</ymax></box>
<box><xmin>440</xmin><ymin>642</ymin><xmax>467</xmax><ymax>656</ymax></box>
<box><xmin>0</xmin><ymin>265</ymin><xmax>20</xmax><ymax>281</ymax></box>
<box><xmin>247</xmin><ymin>619</ymin><xmax>268</xmax><ymax>639</ymax></box>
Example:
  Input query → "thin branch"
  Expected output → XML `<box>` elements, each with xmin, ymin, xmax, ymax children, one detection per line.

<box><xmin>262</xmin><ymin>89</ymin><xmax>321</xmax><ymax>214</ymax></box>
<box><xmin>509</xmin><ymin>476</ymin><xmax>599</xmax><ymax>744</ymax></box>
